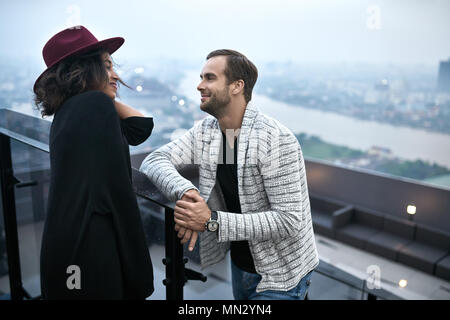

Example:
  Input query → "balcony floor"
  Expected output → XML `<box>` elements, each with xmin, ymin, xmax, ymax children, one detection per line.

<box><xmin>1</xmin><ymin>221</ymin><xmax>449</xmax><ymax>300</ymax></box>
<box><xmin>314</xmin><ymin>233</ymin><xmax>450</xmax><ymax>300</ymax></box>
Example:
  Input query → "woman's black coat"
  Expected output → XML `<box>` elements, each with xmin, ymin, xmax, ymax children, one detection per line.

<box><xmin>40</xmin><ymin>91</ymin><xmax>154</xmax><ymax>299</ymax></box>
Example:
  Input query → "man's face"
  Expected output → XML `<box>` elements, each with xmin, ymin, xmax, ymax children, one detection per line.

<box><xmin>197</xmin><ymin>56</ymin><xmax>231</xmax><ymax>118</ymax></box>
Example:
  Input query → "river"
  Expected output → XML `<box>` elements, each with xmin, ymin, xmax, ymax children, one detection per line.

<box><xmin>179</xmin><ymin>70</ymin><xmax>450</xmax><ymax>169</ymax></box>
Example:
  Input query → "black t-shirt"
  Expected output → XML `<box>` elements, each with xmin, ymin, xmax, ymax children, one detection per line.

<box><xmin>216</xmin><ymin>131</ymin><xmax>257</xmax><ymax>274</ymax></box>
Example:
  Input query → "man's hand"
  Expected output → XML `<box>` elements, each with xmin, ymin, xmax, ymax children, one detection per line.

<box><xmin>175</xmin><ymin>189</ymin><xmax>201</xmax><ymax>251</ymax></box>
<box><xmin>174</xmin><ymin>192</ymin><xmax>211</xmax><ymax>232</ymax></box>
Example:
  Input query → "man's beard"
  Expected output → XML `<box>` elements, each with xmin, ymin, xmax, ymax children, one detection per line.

<box><xmin>200</xmin><ymin>86</ymin><xmax>231</xmax><ymax>118</ymax></box>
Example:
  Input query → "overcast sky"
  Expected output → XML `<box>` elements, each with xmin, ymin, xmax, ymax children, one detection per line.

<box><xmin>1</xmin><ymin>0</ymin><xmax>450</xmax><ymax>69</ymax></box>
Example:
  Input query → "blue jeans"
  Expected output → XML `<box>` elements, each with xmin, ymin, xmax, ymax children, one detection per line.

<box><xmin>231</xmin><ymin>261</ymin><xmax>313</xmax><ymax>300</ymax></box>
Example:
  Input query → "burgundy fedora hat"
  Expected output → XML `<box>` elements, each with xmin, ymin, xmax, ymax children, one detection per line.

<box><xmin>33</xmin><ymin>25</ymin><xmax>124</xmax><ymax>91</ymax></box>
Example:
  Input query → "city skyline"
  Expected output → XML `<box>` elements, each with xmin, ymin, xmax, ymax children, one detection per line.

<box><xmin>0</xmin><ymin>0</ymin><xmax>449</xmax><ymax>185</ymax></box>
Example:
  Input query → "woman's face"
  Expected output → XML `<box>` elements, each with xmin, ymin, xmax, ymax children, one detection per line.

<box><xmin>101</xmin><ymin>52</ymin><xmax>119</xmax><ymax>100</ymax></box>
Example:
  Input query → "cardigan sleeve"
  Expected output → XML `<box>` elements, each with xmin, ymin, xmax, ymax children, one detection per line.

<box><xmin>139</xmin><ymin>121</ymin><xmax>202</xmax><ymax>202</ymax></box>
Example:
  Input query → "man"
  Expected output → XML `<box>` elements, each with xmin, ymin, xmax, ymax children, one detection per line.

<box><xmin>140</xmin><ymin>49</ymin><xmax>319</xmax><ymax>300</ymax></box>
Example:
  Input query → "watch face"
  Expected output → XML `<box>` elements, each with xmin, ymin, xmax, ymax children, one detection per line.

<box><xmin>208</xmin><ymin>221</ymin><xmax>219</xmax><ymax>232</ymax></box>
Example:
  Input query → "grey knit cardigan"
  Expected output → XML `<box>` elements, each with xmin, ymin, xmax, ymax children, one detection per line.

<box><xmin>139</xmin><ymin>103</ymin><xmax>319</xmax><ymax>292</ymax></box>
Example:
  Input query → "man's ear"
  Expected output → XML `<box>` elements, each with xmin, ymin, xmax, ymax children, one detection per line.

<box><xmin>232</xmin><ymin>80</ymin><xmax>245</xmax><ymax>95</ymax></box>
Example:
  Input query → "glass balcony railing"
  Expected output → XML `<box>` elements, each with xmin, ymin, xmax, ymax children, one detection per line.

<box><xmin>2</xmin><ymin>108</ymin><xmax>449</xmax><ymax>300</ymax></box>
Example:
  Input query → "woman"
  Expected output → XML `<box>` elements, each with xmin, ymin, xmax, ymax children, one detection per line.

<box><xmin>33</xmin><ymin>26</ymin><xmax>154</xmax><ymax>299</ymax></box>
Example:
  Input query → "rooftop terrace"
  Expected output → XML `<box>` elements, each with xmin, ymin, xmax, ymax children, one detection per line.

<box><xmin>1</xmin><ymin>108</ymin><xmax>449</xmax><ymax>300</ymax></box>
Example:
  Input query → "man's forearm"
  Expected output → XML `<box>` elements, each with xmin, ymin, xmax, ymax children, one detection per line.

<box><xmin>140</xmin><ymin>123</ymin><xmax>200</xmax><ymax>201</ymax></box>
<box><xmin>140</xmin><ymin>149</ymin><xmax>198</xmax><ymax>202</ymax></box>
<box><xmin>215</xmin><ymin>207</ymin><xmax>302</xmax><ymax>243</ymax></box>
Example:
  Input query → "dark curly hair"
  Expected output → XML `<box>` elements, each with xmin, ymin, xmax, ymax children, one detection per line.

<box><xmin>33</xmin><ymin>49</ymin><xmax>126</xmax><ymax>117</ymax></box>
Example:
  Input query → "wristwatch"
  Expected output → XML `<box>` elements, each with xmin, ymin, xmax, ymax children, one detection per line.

<box><xmin>205</xmin><ymin>210</ymin><xmax>219</xmax><ymax>232</ymax></box>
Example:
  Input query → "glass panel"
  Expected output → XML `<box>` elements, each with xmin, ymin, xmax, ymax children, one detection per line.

<box><xmin>0</xmin><ymin>179</ymin><xmax>10</xmax><ymax>299</ymax></box>
<box><xmin>183</xmin><ymin>248</ymin><xmax>234</xmax><ymax>300</ymax></box>
<box><xmin>10</xmin><ymin>139</ymin><xmax>50</xmax><ymax>298</ymax></box>
<box><xmin>136</xmin><ymin>198</ymin><xmax>166</xmax><ymax>300</ymax></box>
<box><xmin>308</xmin><ymin>271</ymin><xmax>364</xmax><ymax>300</ymax></box>
<box><xmin>132</xmin><ymin>168</ymin><xmax>168</xmax><ymax>300</ymax></box>
<box><xmin>0</xmin><ymin>109</ymin><xmax>50</xmax><ymax>152</ymax></box>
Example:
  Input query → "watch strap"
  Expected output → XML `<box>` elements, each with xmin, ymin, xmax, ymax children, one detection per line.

<box><xmin>205</xmin><ymin>211</ymin><xmax>219</xmax><ymax>232</ymax></box>
<box><xmin>210</xmin><ymin>210</ymin><xmax>218</xmax><ymax>221</ymax></box>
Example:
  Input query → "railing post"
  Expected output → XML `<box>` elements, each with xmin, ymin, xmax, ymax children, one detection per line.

<box><xmin>367</xmin><ymin>293</ymin><xmax>377</xmax><ymax>300</ymax></box>
<box><xmin>0</xmin><ymin>134</ymin><xmax>27</xmax><ymax>300</ymax></box>
<box><xmin>163</xmin><ymin>207</ymin><xmax>184</xmax><ymax>300</ymax></box>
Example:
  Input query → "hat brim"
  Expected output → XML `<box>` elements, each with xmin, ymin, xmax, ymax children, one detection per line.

<box><xmin>33</xmin><ymin>37</ymin><xmax>124</xmax><ymax>91</ymax></box>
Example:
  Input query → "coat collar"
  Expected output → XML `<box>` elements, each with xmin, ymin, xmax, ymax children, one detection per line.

<box><xmin>208</xmin><ymin>101</ymin><xmax>259</xmax><ymax>168</ymax></box>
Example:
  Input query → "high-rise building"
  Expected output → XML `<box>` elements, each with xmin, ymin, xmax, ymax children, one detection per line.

<box><xmin>437</xmin><ymin>58</ymin><xmax>450</xmax><ymax>93</ymax></box>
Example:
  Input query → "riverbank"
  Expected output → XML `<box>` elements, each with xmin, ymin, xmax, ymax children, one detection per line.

<box><xmin>296</xmin><ymin>133</ymin><xmax>450</xmax><ymax>186</ymax></box>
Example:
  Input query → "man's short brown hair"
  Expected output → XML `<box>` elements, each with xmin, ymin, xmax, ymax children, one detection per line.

<box><xmin>206</xmin><ymin>49</ymin><xmax>258</xmax><ymax>103</ymax></box>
